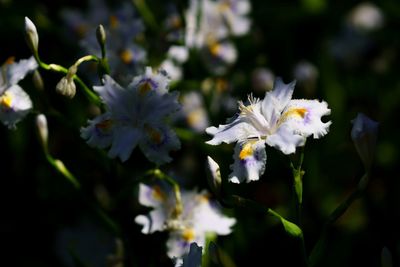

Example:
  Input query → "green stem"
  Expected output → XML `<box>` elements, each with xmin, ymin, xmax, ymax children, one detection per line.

<box><xmin>44</xmin><ymin>153</ymin><xmax>120</xmax><ymax>235</ymax></box>
<box><xmin>291</xmin><ymin>145</ymin><xmax>305</xmax><ymax>226</ymax></box>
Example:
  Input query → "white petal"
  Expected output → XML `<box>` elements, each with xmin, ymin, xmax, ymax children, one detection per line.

<box><xmin>261</xmin><ymin>78</ymin><xmax>296</xmax><ymax>125</ymax></box>
<box><xmin>193</xmin><ymin>196</ymin><xmax>236</xmax><ymax>235</ymax></box>
<box><xmin>134</xmin><ymin>209</ymin><xmax>166</xmax><ymax>234</ymax></box>
<box><xmin>282</xmin><ymin>99</ymin><xmax>331</xmax><ymax>138</ymax></box>
<box><xmin>206</xmin><ymin>119</ymin><xmax>257</xmax><ymax>145</ymax></box>
<box><xmin>0</xmin><ymin>85</ymin><xmax>32</xmax><ymax>129</ymax></box>
<box><xmin>266</xmin><ymin>124</ymin><xmax>305</xmax><ymax>154</ymax></box>
<box><xmin>167</xmin><ymin>45</ymin><xmax>189</xmax><ymax>63</ymax></box>
<box><xmin>138</xmin><ymin>183</ymin><xmax>167</xmax><ymax>208</ymax></box>
<box><xmin>7</xmin><ymin>57</ymin><xmax>38</xmax><ymax>86</ymax></box>
<box><xmin>229</xmin><ymin>139</ymin><xmax>267</xmax><ymax>183</ymax></box>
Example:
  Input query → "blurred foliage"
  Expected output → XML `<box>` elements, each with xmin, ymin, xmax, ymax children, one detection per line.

<box><xmin>1</xmin><ymin>0</ymin><xmax>400</xmax><ymax>266</ymax></box>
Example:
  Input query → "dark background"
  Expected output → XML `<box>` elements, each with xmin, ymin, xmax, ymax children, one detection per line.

<box><xmin>1</xmin><ymin>0</ymin><xmax>399</xmax><ymax>266</ymax></box>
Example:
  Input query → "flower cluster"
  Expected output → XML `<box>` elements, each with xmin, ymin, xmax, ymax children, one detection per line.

<box><xmin>135</xmin><ymin>182</ymin><xmax>236</xmax><ymax>262</ymax></box>
<box><xmin>62</xmin><ymin>0</ymin><xmax>146</xmax><ymax>84</ymax></box>
<box><xmin>81</xmin><ymin>67</ymin><xmax>181</xmax><ymax>164</ymax></box>
<box><xmin>206</xmin><ymin>78</ymin><xmax>331</xmax><ymax>183</ymax></box>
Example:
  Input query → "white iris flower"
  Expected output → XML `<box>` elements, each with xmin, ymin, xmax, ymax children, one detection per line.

<box><xmin>135</xmin><ymin>183</ymin><xmax>236</xmax><ymax>262</ymax></box>
<box><xmin>0</xmin><ymin>57</ymin><xmax>37</xmax><ymax>129</ymax></box>
<box><xmin>206</xmin><ymin>78</ymin><xmax>331</xmax><ymax>183</ymax></box>
<box><xmin>81</xmin><ymin>67</ymin><xmax>181</xmax><ymax>164</ymax></box>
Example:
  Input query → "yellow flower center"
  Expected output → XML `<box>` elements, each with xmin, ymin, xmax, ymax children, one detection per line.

<box><xmin>182</xmin><ymin>228</ymin><xmax>196</xmax><ymax>242</ymax></box>
<box><xmin>120</xmin><ymin>49</ymin><xmax>134</xmax><ymax>64</ymax></box>
<box><xmin>152</xmin><ymin>185</ymin><xmax>166</xmax><ymax>201</ymax></box>
<box><xmin>95</xmin><ymin>119</ymin><xmax>113</xmax><ymax>133</ymax></box>
<box><xmin>239</xmin><ymin>142</ymin><xmax>255</xmax><ymax>160</ymax></box>
<box><xmin>281</xmin><ymin>108</ymin><xmax>307</xmax><ymax>122</ymax></box>
<box><xmin>138</xmin><ymin>81</ymin><xmax>153</xmax><ymax>95</ymax></box>
<box><xmin>109</xmin><ymin>15</ymin><xmax>119</xmax><ymax>29</ymax></box>
<box><xmin>145</xmin><ymin>126</ymin><xmax>163</xmax><ymax>145</ymax></box>
<box><xmin>0</xmin><ymin>92</ymin><xmax>13</xmax><ymax>109</ymax></box>
<box><xmin>209</xmin><ymin>42</ymin><xmax>221</xmax><ymax>56</ymax></box>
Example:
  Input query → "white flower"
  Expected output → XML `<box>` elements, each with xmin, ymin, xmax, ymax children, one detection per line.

<box><xmin>135</xmin><ymin>183</ymin><xmax>235</xmax><ymax>261</ymax></box>
<box><xmin>206</xmin><ymin>78</ymin><xmax>331</xmax><ymax>183</ymax></box>
<box><xmin>81</xmin><ymin>67</ymin><xmax>181</xmax><ymax>164</ymax></box>
<box><xmin>348</xmin><ymin>2</ymin><xmax>384</xmax><ymax>32</ymax></box>
<box><xmin>217</xmin><ymin>0</ymin><xmax>251</xmax><ymax>36</ymax></box>
<box><xmin>181</xmin><ymin>91</ymin><xmax>210</xmax><ymax>133</ymax></box>
<box><xmin>351</xmin><ymin>112</ymin><xmax>378</xmax><ymax>170</ymax></box>
<box><xmin>0</xmin><ymin>57</ymin><xmax>37</xmax><ymax>129</ymax></box>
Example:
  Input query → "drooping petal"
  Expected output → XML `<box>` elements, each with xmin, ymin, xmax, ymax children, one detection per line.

<box><xmin>261</xmin><ymin>78</ymin><xmax>296</xmax><ymax>126</ymax></box>
<box><xmin>107</xmin><ymin>126</ymin><xmax>142</xmax><ymax>161</ymax></box>
<box><xmin>139</xmin><ymin>124</ymin><xmax>181</xmax><ymax>165</ymax></box>
<box><xmin>134</xmin><ymin>209</ymin><xmax>167</xmax><ymax>234</ymax></box>
<box><xmin>206</xmin><ymin>118</ymin><xmax>258</xmax><ymax>145</ymax></box>
<box><xmin>80</xmin><ymin>112</ymin><xmax>115</xmax><ymax>149</ymax></box>
<box><xmin>193</xmin><ymin>193</ymin><xmax>236</xmax><ymax>234</ymax></box>
<box><xmin>138</xmin><ymin>183</ymin><xmax>169</xmax><ymax>208</ymax></box>
<box><xmin>128</xmin><ymin>66</ymin><xmax>170</xmax><ymax>96</ymax></box>
<box><xmin>266</xmin><ymin>124</ymin><xmax>305</xmax><ymax>155</ymax></box>
<box><xmin>7</xmin><ymin>57</ymin><xmax>38</xmax><ymax>86</ymax></box>
<box><xmin>229</xmin><ymin>139</ymin><xmax>266</xmax><ymax>183</ymax></box>
<box><xmin>281</xmin><ymin>99</ymin><xmax>331</xmax><ymax>138</ymax></box>
<box><xmin>0</xmin><ymin>85</ymin><xmax>32</xmax><ymax>129</ymax></box>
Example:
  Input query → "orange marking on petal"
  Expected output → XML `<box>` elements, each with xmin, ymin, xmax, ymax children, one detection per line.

<box><xmin>0</xmin><ymin>92</ymin><xmax>12</xmax><ymax>109</ymax></box>
<box><xmin>182</xmin><ymin>228</ymin><xmax>196</xmax><ymax>242</ymax></box>
<box><xmin>120</xmin><ymin>49</ymin><xmax>134</xmax><ymax>64</ymax></box>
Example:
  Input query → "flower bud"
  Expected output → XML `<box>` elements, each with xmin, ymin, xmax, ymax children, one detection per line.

<box><xmin>206</xmin><ymin>156</ymin><xmax>222</xmax><ymax>198</ymax></box>
<box><xmin>32</xmin><ymin>70</ymin><xmax>44</xmax><ymax>91</ymax></box>
<box><xmin>96</xmin><ymin>24</ymin><xmax>106</xmax><ymax>47</ymax></box>
<box><xmin>55</xmin><ymin>66</ymin><xmax>77</xmax><ymax>98</ymax></box>
<box><xmin>24</xmin><ymin>17</ymin><xmax>39</xmax><ymax>58</ymax></box>
<box><xmin>351</xmin><ymin>113</ymin><xmax>379</xmax><ymax>171</ymax></box>
<box><xmin>35</xmin><ymin>114</ymin><xmax>48</xmax><ymax>150</ymax></box>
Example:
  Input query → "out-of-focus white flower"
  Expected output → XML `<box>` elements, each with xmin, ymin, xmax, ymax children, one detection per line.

<box><xmin>160</xmin><ymin>59</ymin><xmax>183</xmax><ymax>82</ymax></box>
<box><xmin>206</xmin><ymin>78</ymin><xmax>331</xmax><ymax>183</ymax></box>
<box><xmin>293</xmin><ymin>61</ymin><xmax>319</xmax><ymax>94</ymax></box>
<box><xmin>62</xmin><ymin>0</ymin><xmax>146</xmax><ymax>84</ymax></box>
<box><xmin>24</xmin><ymin>17</ymin><xmax>39</xmax><ymax>56</ymax></box>
<box><xmin>181</xmin><ymin>91</ymin><xmax>209</xmax><ymax>132</ymax></box>
<box><xmin>185</xmin><ymin>0</ymin><xmax>250</xmax><ymax>74</ymax></box>
<box><xmin>81</xmin><ymin>67</ymin><xmax>181</xmax><ymax>164</ymax></box>
<box><xmin>351</xmin><ymin>112</ymin><xmax>378</xmax><ymax>170</ymax></box>
<box><xmin>252</xmin><ymin>68</ymin><xmax>275</xmax><ymax>93</ymax></box>
<box><xmin>0</xmin><ymin>57</ymin><xmax>37</xmax><ymax>129</ymax></box>
<box><xmin>135</xmin><ymin>183</ymin><xmax>235</xmax><ymax>262</ymax></box>
<box><xmin>348</xmin><ymin>2</ymin><xmax>384</xmax><ymax>32</ymax></box>
<box><xmin>217</xmin><ymin>0</ymin><xmax>251</xmax><ymax>36</ymax></box>
<box><xmin>168</xmin><ymin>46</ymin><xmax>189</xmax><ymax>64</ymax></box>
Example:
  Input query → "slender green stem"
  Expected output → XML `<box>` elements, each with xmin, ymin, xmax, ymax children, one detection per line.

<box><xmin>291</xmin><ymin>146</ymin><xmax>305</xmax><ymax>225</ymax></box>
<box><xmin>44</xmin><ymin>152</ymin><xmax>120</xmax><ymax>235</ymax></box>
